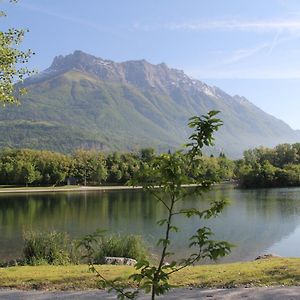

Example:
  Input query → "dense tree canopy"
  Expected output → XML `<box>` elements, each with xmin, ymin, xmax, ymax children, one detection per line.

<box><xmin>237</xmin><ymin>143</ymin><xmax>300</xmax><ymax>188</ymax></box>
<box><xmin>1</xmin><ymin>143</ymin><xmax>298</xmax><ymax>188</ymax></box>
<box><xmin>0</xmin><ymin>147</ymin><xmax>236</xmax><ymax>186</ymax></box>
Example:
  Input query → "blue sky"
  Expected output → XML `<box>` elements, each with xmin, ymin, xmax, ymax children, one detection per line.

<box><xmin>3</xmin><ymin>0</ymin><xmax>300</xmax><ymax>129</ymax></box>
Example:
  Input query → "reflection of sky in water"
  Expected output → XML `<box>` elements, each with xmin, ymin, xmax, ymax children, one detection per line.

<box><xmin>0</xmin><ymin>185</ymin><xmax>300</xmax><ymax>262</ymax></box>
<box><xmin>267</xmin><ymin>224</ymin><xmax>300</xmax><ymax>257</ymax></box>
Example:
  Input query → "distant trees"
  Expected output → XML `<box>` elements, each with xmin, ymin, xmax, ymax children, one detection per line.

<box><xmin>106</xmin><ymin>152</ymin><xmax>140</xmax><ymax>184</ymax></box>
<box><xmin>0</xmin><ymin>149</ymin><xmax>70</xmax><ymax>186</ymax></box>
<box><xmin>1</xmin><ymin>143</ymin><xmax>298</xmax><ymax>188</ymax></box>
<box><xmin>71</xmin><ymin>149</ymin><xmax>107</xmax><ymax>185</ymax></box>
<box><xmin>0</xmin><ymin>147</ymin><xmax>237</xmax><ymax>186</ymax></box>
<box><xmin>237</xmin><ymin>143</ymin><xmax>300</xmax><ymax>188</ymax></box>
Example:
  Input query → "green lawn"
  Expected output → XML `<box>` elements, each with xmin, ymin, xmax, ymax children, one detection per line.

<box><xmin>1</xmin><ymin>258</ymin><xmax>300</xmax><ymax>290</ymax></box>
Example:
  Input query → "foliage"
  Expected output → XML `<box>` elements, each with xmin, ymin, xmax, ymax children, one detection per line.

<box><xmin>238</xmin><ymin>143</ymin><xmax>300</xmax><ymax>188</ymax></box>
<box><xmin>0</xmin><ymin>148</ymin><xmax>71</xmax><ymax>186</ymax></box>
<box><xmin>71</xmin><ymin>149</ymin><xmax>108</xmax><ymax>185</ymax></box>
<box><xmin>0</xmin><ymin>147</ymin><xmax>235</xmax><ymax>186</ymax></box>
<box><xmin>78</xmin><ymin>231</ymin><xmax>148</xmax><ymax>263</ymax></box>
<box><xmin>23</xmin><ymin>231</ymin><xmax>74</xmax><ymax>265</ymax></box>
<box><xmin>106</xmin><ymin>152</ymin><xmax>140</xmax><ymax>184</ymax></box>
<box><xmin>22</xmin><ymin>229</ymin><xmax>148</xmax><ymax>268</ymax></box>
<box><xmin>80</xmin><ymin>111</ymin><xmax>232</xmax><ymax>299</ymax></box>
<box><xmin>0</xmin><ymin>0</ymin><xmax>34</xmax><ymax>104</ymax></box>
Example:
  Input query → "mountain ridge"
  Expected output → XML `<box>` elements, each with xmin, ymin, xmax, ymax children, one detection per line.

<box><xmin>1</xmin><ymin>50</ymin><xmax>299</xmax><ymax>157</ymax></box>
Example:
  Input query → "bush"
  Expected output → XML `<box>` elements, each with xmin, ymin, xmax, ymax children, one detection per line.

<box><xmin>93</xmin><ymin>233</ymin><xmax>148</xmax><ymax>263</ymax></box>
<box><xmin>23</xmin><ymin>230</ymin><xmax>148</xmax><ymax>266</ymax></box>
<box><xmin>23</xmin><ymin>231</ymin><xmax>75</xmax><ymax>265</ymax></box>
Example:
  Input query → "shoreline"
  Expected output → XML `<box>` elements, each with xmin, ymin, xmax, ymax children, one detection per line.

<box><xmin>0</xmin><ymin>183</ymin><xmax>232</xmax><ymax>194</ymax></box>
<box><xmin>0</xmin><ymin>185</ymin><xmax>144</xmax><ymax>194</ymax></box>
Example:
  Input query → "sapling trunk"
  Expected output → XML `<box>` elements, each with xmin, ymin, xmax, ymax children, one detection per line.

<box><xmin>151</xmin><ymin>195</ymin><xmax>175</xmax><ymax>300</ymax></box>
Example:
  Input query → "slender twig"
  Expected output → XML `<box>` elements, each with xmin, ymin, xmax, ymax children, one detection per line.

<box><xmin>148</xmin><ymin>189</ymin><xmax>170</xmax><ymax>212</ymax></box>
<box><xmin>89</xmin><ymin>261</ymin><xmax>135</xmax><ymax>299</ymax></box>
<box><xmin>166</xmin><ymin>249</ymin><xmax>202</xmax><ymax>276</ymax></box>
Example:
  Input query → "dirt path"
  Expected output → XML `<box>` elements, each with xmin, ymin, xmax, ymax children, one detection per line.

<box><xmin>1</xmin><ymin>287</ymin><xmax>300</xmax><ymax>299</ymax></box>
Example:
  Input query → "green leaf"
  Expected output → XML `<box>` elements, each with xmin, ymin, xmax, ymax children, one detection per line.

<box><xmin>169</xmin><ymin>226</ymin><xmax>179</xmax><ymax>232</ymax></box>
<box><xmin>157</xmin><ymin>219</ymin><xmax>167</xmax><ymax>226</ymax></box>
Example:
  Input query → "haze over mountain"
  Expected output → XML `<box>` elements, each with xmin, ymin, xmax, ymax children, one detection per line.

<box><xmin>1</xmin><ymin>50</ymin><xmax>299</xmax><ymax>157</ymax></box>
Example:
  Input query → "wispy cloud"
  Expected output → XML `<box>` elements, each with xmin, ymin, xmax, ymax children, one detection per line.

<box><xmin>19</xmin><ymin>3</ymin><xmax>114</xmax><ymax>34</ymax></box>
<box><xmin>219</xmin><ymin>43</ymin><xmax>269</xmax><ymax>65</ymax></box>
<box><xmin>185</xmin><ymin>38</ymin><xmax>300</xmax><ymax>79</ymax></box>
<box><xmin>165</xmin><ymin>19</ymin><xmax>300</xmax><ymax>33</ymax></box>
<box><xmin>268</xmin><ymin>31</ymin><xmax>282</xmax><ymax>54</ymax></box>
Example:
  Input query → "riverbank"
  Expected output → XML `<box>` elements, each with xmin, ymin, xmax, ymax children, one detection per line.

<box><xmin>0</xmin><ymin>183</ymin><xmax>221</xmax><ymax>194</ymax></box>
<box><xmin>0</xmin><ymin>185</ymin><xmax>143</xmax><ymax>194</ymax></box>
<box><xmin>1</xmin><ymin>258</ymin><xmax>300</xmax><ymax>290</ymax></box>
<box><xmin>0</xmin><ymin>182</ymin><xmax>237</xmax><ymax>194</ymax></box>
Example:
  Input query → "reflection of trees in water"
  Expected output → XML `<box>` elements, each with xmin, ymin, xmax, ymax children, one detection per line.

<box><xmin>0</xmin><ymin>191</ymin><xmax>166</xmax><ymax>259</ymax></box>
<box><xmin>0</xmin><ymin>185</ymin><xmax>300</xmax><ymax>261</ymax></box>
<box><xmin>171</xmin><ymin>186</ymin><xmax>300</xmax><ymax>262</ymax></box>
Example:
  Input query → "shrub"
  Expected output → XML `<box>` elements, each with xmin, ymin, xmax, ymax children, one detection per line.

<box><xmin>94</xmin><ymin>234</ymin><xmax>148</xmax><ymax>263</ymax></box>
<box><xmin>23</xmin><ymin>231</ymin><xmax>74</xmax><ymax>265</ymax></box>
<box><xmin>78</xmin><ymin>231</ymin><xmax>149</xmax><ymax>263</ymax></box>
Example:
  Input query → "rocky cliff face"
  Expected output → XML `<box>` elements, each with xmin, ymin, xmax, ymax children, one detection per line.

<box><xmin>38</xmin><ymin>51</ymin><xmax>233</xmax><ymax>95</ymax></box>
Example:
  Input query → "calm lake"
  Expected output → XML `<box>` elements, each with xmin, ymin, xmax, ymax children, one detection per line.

<box><xmin>0</xmin><ymin>184</ymin><xmax>300</xmax><ymax>263</ymax></box>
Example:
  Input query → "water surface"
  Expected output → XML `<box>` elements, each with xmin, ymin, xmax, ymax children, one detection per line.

<box><xmin>0</xmin><ymin>184</ymin><xmax>300</xmax><ymax>262</ymax></box>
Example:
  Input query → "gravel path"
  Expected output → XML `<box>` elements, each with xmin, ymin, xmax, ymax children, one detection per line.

<box><xmin>1</xmin><ymin>287</ymin><xmax>300</xmax><ymax>299</ymax></box>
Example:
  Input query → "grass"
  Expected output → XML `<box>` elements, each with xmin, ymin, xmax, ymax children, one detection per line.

<box><xmin>21</xmin><ymin>229</ymin><xmax>148</xmax><ymax>265</ymax></box>
<box><xmin>92</xmin><ymin>233</ymin><xmax>148</xmax><ymax>263</ymax></box>
<box><xmin>1</xmin><ymin>258</ymin><xmax>300</xmax><ymax>290</ymax></box>
<box><xmin>23</xmin><ymin>231</ymin><xmax>75</xmax><ymax>266</ymax></box>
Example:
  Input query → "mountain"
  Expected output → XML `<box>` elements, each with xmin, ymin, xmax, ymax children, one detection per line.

<box><xmin>0</xmin><ymin>50</ymin><xmax>299</xmax><ymax>157</ymax></box>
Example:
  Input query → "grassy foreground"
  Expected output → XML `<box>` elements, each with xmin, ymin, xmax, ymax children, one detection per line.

<box><xmin>0</xmin><ymin>258</ymin><xmax>300</xmax><ymax>290</ymax></box>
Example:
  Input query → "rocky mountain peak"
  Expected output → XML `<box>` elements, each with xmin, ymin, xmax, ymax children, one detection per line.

<box><xmin>50</xmin><ymin>50</ymin><xmax>99</xmax><ymax>71</ymax></box>
<box><xmin>46</xmin><ymin>51</ymin><xmax>198</xmax><ymax>90</ymax></box>
<box><xmin>30</xmin><ymin>51</ymin><xmax>235</xmax><ymax>102</ymax></box>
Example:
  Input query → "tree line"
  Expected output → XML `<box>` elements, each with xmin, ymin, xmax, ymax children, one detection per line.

<box><xmin>1</xmin><ymin>143</ymin><xmax>299</xmax><ymax>188</ymax></box>
<box><xmin>236</xmin><ymin>143</ymin><xmax>300</xmax><ymax>188</ymax></box>
<box><xmin>0</xmin><ymin>148</ymin><xmax>235</xmax><ymax>186</ymax></box>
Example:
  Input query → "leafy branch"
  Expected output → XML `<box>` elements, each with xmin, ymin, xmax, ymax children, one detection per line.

<box><xmin>0</xmin><ymin>0</ymin><xmax>35</xmax><ymax>104</ymax></box>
